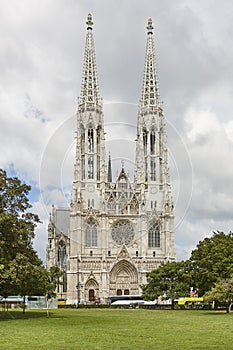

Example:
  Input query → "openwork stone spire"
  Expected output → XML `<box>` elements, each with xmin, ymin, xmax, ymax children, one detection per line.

<box><xmin>140</xmin><ymin>18</ymin><xmax>161</xmax><ymax>110</ymax></box>
<box><xmin>79</xmin><ymin>13</ymin><xmax>102</xmax><ymax>109</ymax></box>
<box><xmin>73</xmin><ymin>13</ymin><xmax>107</xmax><ymax>187</ymax></box>
<box><xmin>134</xmin><ymin>18</ymin><xmax>170</xmax><ymax>188</ymax></box>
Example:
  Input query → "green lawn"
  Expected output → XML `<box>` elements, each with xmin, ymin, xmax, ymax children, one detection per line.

<box><xmin>0</xmin><ymin>308</ymin><xmax>232</xmax><ymax>349</ymax></box>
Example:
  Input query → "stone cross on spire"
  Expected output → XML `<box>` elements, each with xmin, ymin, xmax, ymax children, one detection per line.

<box><xmin>86</xmin><ymin>13</ymin><xmax>93</xmax><ymax>30</ymax></box>
<box><xmin>147</xmin><ymin>17</ymin><xmax>154</xmax><ymax>34</ymax></box>
<box><xmin>78</xmin><ymin>13</ymin><xmax>102</xmax><ymax>109</ymax></box>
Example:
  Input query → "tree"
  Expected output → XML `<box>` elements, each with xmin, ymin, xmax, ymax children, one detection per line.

<box><xmin>5</xmin><ymin>253</ymin><xmax>46</xmax><ymax>313</ymax></box>
<box><xmin>0</xmin><ymin>168</ymin><xmax>34</xmax><ymax>214</ymax></box>
<box><xmin>0</xmin><ymin>169</ymin><xmax>40</xmax><ymax>262</ymax></box>
<box><xmin>189</xmin><ymin>231</ymin><xmax>233</xmax><ymax>295</ymax></box>
<box><xmin>42</xmin><ymin>266</ymin><xmax>63</xmax><ymax>299</ymax></box>
<box><xmin>0</xmin><ymin>169</ymin><xmax>63</xmax><ymax>316</ymax></box>
<box><xmin>42</xmin><ymin>266</ymin><xmax>63</xmax><ymax>316</ymax></box>
<box><xmin>141</xmin><ymin>261</ymin><xmax>191</xmax><ymax>308</ymax></box>
<box><xmin>204</xmin><ymin>277</ymin><xmax>233</xmax><ymax>313</ymax></box>
<box><xmin>0</xmin><ymin>169</ymin><xmax>42</xmax><ymax>299</ymax></box>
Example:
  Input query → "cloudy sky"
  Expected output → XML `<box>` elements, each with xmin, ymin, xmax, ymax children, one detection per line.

<box><xmin>1</xmin><ymin>0</ymin><xmax>233</xmax><ymax>262</ymax></box>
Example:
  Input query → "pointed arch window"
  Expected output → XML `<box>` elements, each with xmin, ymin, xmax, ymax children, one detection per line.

<box><xmin>148</xmin><ymin>221</ymin><xmax>160</xmax><ymax>248</ymax></box>
<box><xmin>143</xmin><ymin>129</ymin><xmax>147</xmax><ymax>156</ymax></box>
<box><xmin>88</xmin><ymin>128</ymin><xmax>94</xmax><ymax>153</ymax></box>
<box><xmin>85</xmin><ymin>219</ymin><xmax>97</xmax><ymax>247</ymax></box>
<box><xmin>81</xmin><ymin>126</ymin><xmax>85</xmax><ymax>154</ymax></box>
<box><xmin>58</xmin><ymin>240</ymin><xmax>67</xmax><ymax>267</ymax></box>
<box><xmin>97</xmin><ymin>126</ymin><xmax>101</xmax><ymax>154</ymax></box>
<box><xmin>130</xmin><ymin>196</ymin><xmax>139</xmax><ymax>214</ymax></box>
<box><xmin>150</xmin><ymin>159</ymin><xmax>156</xmax><ymax>181</ymax></box>
<box><xmin>107</xmin><ymin>194</ymin><xmax>116</xmax><ymax>210</ymax></box>
<box><xmin>150</xmin><ymin>130</ymin><xmax>155</xmax><ymax>155</ymax></box>
<box><xmin>63</xmin><ymin>273</ymin><xmax>67</xmax><ymax>293</ymax></box>
<box><xmin>88</xmin><ymin>155</ymin><xmax>94</xmax><ymax>179</ymax></box>
<box><xmin>118</xmin><ymin>177</ymin><xmax>128</xmax><ymax>191</ymax></box>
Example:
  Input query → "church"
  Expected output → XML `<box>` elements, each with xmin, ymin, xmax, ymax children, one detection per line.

<box><xmin>46</xmin><ymin>14</ymin><xmax>175</xmax><ymax>304</ymax></box>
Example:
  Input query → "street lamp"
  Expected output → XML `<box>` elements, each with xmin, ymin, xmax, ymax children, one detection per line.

<box><xmin>76</xmin><ymin>254</ymin><xmax>80</xmax><ymax>308</ymax></box>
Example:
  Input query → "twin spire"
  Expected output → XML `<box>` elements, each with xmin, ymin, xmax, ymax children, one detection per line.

<box><xmin>140</xmin><ymin>18</ymin><xmax>161</xmax><ymax>110</ymax></box>
<box><xmin>79</xmin><ymin>13</ymin><xmax>101</xmax><ymax>108</ymax></box>
<box><xmin>79</xmin><ymin>14</ymin><xmax>160</xmax><ymax>112</ymax></box>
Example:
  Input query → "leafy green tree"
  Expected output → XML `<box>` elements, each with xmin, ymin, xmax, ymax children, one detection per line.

<box><xmin>0</xmin><ymin>169</ymin><xmax>40</xmax><ymax>262</ymax></box>
<box><xmin>0</xmin><ymin>169</ymin><xmax>41</xmax><ymax>299</ymax></box>
<box><xmin>41</xmin><ymin>266</ymin><xmax>63</xmax><ymax>316</ymax></box>
<box><xmin>0</xmin><ymin>169</ymin><xmax>63</xmax><ymax>315</ymax></box>
<box><xmin>204</xmin><ymin>277</ymin><xmax>233</xmax><ymax>313</ymax></box>
<box><xmin>142</xmin><ymin>261</ymin><xmax>191</xmax><ymax>308</ymax></box>
<box><xmin>189</xmin><ymin>231</ymin><xmax>233</xmax><ymax>295</ymax></box>
<box><xmin>0</xmin><ymin>168</ymin><xmax>33</xmax><ymax>214</ymax></box>
<box><xmin>5</xmin><ymin>253</ymin><xmax>46</xmax><ymax>312</ymax></box>
<box><xmin>43</xmin><ymin>266</ymin><xmax>63</xmax><ymax>300</ymax></box>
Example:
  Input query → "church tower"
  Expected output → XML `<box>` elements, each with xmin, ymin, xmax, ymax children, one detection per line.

<box><xmin>134</xmin><ymin>18</ymin><xmax>174</xmax><ymax>261</ymax></box>
<box><xmin>73</xmin><ymin>13</ymin><xmax>107</xmax><ymax>192</ymax></box>
<box><xmin>46</xmin><ymin>15</ymin><xmax>175</xmax><ymax>305</ymax></box>
<box><xmin>68</xmin><ymin>13</ymin><xmax>108</xmax><ymax>302</ymax></box>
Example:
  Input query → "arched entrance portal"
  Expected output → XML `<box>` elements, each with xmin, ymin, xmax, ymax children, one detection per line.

<box><xmin>85</xmin><ymin>278</ymin><xmax>99</xmax><ymax>302</ymax></box>
<box><xmin>89</xmin><ymin>289</ymin><xmax>95</xmax><ymax>302</ymax></box>
<box><xmin>109</xmin><ymin>259</ymin><xmax>139</xmax><ymax>296</ymax></box>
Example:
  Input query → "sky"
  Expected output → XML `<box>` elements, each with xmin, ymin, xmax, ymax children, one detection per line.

<box><xmin>1</xmin><ymin>0</ymin><xmax>233</xmax><ymax>262</ymax></box>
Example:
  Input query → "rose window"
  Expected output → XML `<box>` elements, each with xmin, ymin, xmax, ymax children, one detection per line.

<box><xmin>111</xmin><ymin>220</ymin><xmax>135</xmax><ymax>246</ymax></box>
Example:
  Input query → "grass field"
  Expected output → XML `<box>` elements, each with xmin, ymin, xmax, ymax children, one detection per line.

<box><xmin>0</xmin><ymin>308</ymin><xmax>232</xmax><ymax>349</ymax></box>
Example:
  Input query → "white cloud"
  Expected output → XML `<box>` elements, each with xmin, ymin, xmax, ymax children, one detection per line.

<box><xmin>225</xmin><ymin>120</ymin><xmax>233</xmax><ymax>144</ymax></box>
<box><xmin>185</xmin><ymin>109</ymin><xmax>219</xmax><ymax>143</ymax></box>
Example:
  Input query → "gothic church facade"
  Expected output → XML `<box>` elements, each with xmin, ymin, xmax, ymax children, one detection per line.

<box><xmin>46</xmin><ymin>14</ymin><xmax>175</xmax><ymax>304</ymax></box>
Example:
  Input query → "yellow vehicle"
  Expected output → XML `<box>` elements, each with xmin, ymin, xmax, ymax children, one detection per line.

<box><xmin>58</xmin><ymin>298</ymin><xmax>67</xmax><ymax>306</ymax></box>
<box><xmin>174</xmin><ymin>297</ymin><xmax>204</xmax><ymax>309</ymax></box>
<box><xmin>174</xmin><ymin>297</ymin><xmax>204</xmax><ymax>305</ymax></box>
